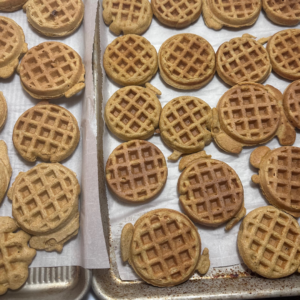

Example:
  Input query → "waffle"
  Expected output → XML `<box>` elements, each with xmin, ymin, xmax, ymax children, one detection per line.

<box><xmin>0</xmin><ymin>217</ymin><xmax>36</xmax><ymax>295</ymax></box>
<box><xmin>158</xmin><ymin>34</ymin><xmax>215</xmax><ymax>90</ymax></box>
<box><xmin>103</xmin><ymin>0</ymin><xmax>152</xmax><ymax>35</ymax></box>
<box><xmin>23</xmin><ymin>0</ymin><xmax>84</xmax><ymax>37</ymax></box>
<box><xmin>238</xmin><ymin>206</ymin><xmax>300</xmax><ymax>279</ymax></box>
<box><xmin>216</xmin><ymin>34</ymin><xmax>272</xmax><ymax>86</ymax></box>
<box><xmin>0</xmin><ymin>0</ymin><xmax>28</xmax><ymax>12</ymax></box>
<box><xmin>0</xmin><ymin>141</ymin><xmax>12</xmax><ymax>205</ymax></box>
<box><xmin>0</xmin><ymin>16</ymin><xmax>27</xmax><ymax>79</ymax></box>
<box><xmin>103</xmin><ymin>34</ymin><xmax>158</xmax><ymax>86</ymax></box>
<box><xmin>262</xmin><ymin>0</ymin><xmax>300</xmax><ymax>26</ymax></box>
<box><xmin>159</xmin><ymin>96</ymin><xmax>212</xmax><ymax>161</ymax></box>
<box><xmin>105</xmin><ymin>140</ymin><xmax>168</xmax><ymax>203</ymax></box>
<box><xmin>121</xmin><ymin>209</ymin><xmax>210</xmax><ymax>287</ymax></box>
<box><xmin>0</xmin><ymin>92</ymin><xmax>7</xmax><ymax>131</ymax></box>
<box><xmin>267</xmin><ymin>29</ymin><xmax>300</xmax><ymax>81</ymax></box>
<box><xmin>151</xmin><ymin>0</ymin><xmax>202</xmax><ymax>28</ymax></box>
<box><xmin>13</xmin><ymin>101</ymin><xmax>80</xmax><ymax>163</ymax></box>
<box><xmin>18</xmin><ymin>41</ymin><xmax>85</xmax><ymax>99</ymax></box>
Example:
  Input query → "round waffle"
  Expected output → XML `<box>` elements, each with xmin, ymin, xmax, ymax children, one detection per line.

<box><xmin>159</xmin><ymin>96</ymin><xmax>212</xmax><ymax>161</ymax></box>
<box><xmin>238</xmin><ymin>206</ymin><xmax>300</xmax><ymax>279</ymax></box>
<box><xmin>105</xmin><ymin>140</ymin><xmax>168</xmax><ymax>203</ymax></box>
<box><xmin>24</xmin><ymin>0</ymin><xmax>84</xmax><ymax>37</ymax></box>
<box><xmin>203</xmin><ymin>0</ymin><xmax>261</xmax><ymax>30</ymax></box>
<box><xmin>151</xmin><ymin>0</ymin><xmax>202</xmax><ymax>28</ymax></box>
<box><xmin>216</xmin><ymin>34</ymin><xmax>272</xmax><ymax>86</ymax></box>
<box><xmin>267</xmin><ymin>29</ymin><xmax>300</xmax><ymax>81</ymax></box>
<box><xmin>0</xmin><ymin>140</ymin><xmax>12</xmax><ymax>205</ymax></box>
<box><xmin>0</xmin><ymin>0</ymin><xmax>28</xmax><ymax>12</ymax></box>
<box><xmin>18</xmin><ymin>41</ymin><xmax>85</xmax><ymax>99</ymax></box>
<box><xmin>158</xmin><ymin>33</ymin><xmax>215</xmax><ymax>90</ymax></box>
<box><xmin>102</xmin><ymin>0</ymin><xmax>152</xmax><ymax>35</ymax></box>
<box><xmin>12</xmin><ymin>101</ymin><xmax>80</xmax><ymax>163</ymax></box>
<box><xmin>0</xmin><ymin>92</ymin><xmax>7</xmax><ymax>131</ymax></box>
<box><xmin>103</xmin><ymin>34</ymin><xmax>158</xmax><ymax>86</ymax></box>
<box><xmin>0</xmin><ymin>16</ymin><xmax>27</xmax><ymax>79</ymax></box>
<box><xmin>105</xmin><ymin>84</ymin><xmax>162</xmax><ymax>141</ymax></box>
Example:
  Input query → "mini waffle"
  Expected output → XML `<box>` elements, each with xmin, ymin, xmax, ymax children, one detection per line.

<box><xmin>18</xmin><ymin>41</ymin><xmax>85</xmax><ymax>99</ymax></box>
<box><xmin>0</xmin><ymin>141</ymin><xmax>12</xmax><ymax>205</ymax></box>
<box><xmin>0</xmin><ymin>0</ymin><xmax>28</xmax><ymax>12</ymax></box>
<box><xmin>251</xmin><ymin>146</ymin><xmax>300</xmax><ymax>218</ymax></box>
<box><xmin>159</xmin><ymin>96</ymin><xmax>212</xmax><ymax>161</ymax></box>
<box><xmin>267</xmin><ymin>29</ymin><xmax>300</xmax><ymax>81</ymax></box>
<box><xmin>103</xmin><ymin>34</ymin><xmax>158</xmax><ymax>86</ymax></box>
<box><xmin>0</xmin><ymin>92</ymin><xmax>7</xmax><ymax>131</ymax></box>
<box><xmin>24</xmin><ymin>0</ymin><xmax>84</xmax><ymax>37</ymax></box>
<box><xmin>216</xmin><ymin>34</ymin><xmax>271</xmax><ymax>86</ymax></box>
<box><xmin>13</xmin><ymin>101</ymin><xmax>80</xmax><ymax>163</ymax></box>
<box><xmin>121</xmin><ymin>208</ymin><xmax>210</xmax><ymax>287</ymax></box>
<box><xmin>203</xmin><ymin>0</ymin><xmax>261</xmax><ymax>30</ymax></box>
<box><xmin>105</xmin><ymin>140</ymin><xmax>168</xmax><ymax>203</ymax></box>
<box><xmin>104</xmin><ymin>83</ymin><xmax>162</xmax><ymax>141</ymax></box>
<box><xmin>158</xmin><ymin>34</ymin><xmax>215</xmax><ymax>90</ymax></box>
<box><xmin>151</xmin><ymin>0</ymin><xmax>202</xmax><ymax>28</ymax></box>
<box><xmin>0</xmin><ymin>16</ymin><xmax>27</xmax><ymax>79</ymax></box>
<box><xmin>103</xmin><ymin>0</ymin><xmax>152</xmax><ymax>35</ymax></box>
<box><xmin>238</xmin><ymin>206</ymin><xmax>300</xmax><ymax>279</ymax></box>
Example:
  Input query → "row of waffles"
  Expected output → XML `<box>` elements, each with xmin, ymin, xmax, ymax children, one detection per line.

<box><xmin>102</xmin><ymin>0</ymin><xmax>300</xmax><ymax>35</ymax></box>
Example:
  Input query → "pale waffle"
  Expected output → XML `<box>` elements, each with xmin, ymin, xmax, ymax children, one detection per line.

<box><xmin>216</xmin><ymin>34</ymin><xmax>272</xmax><ymax>86</ymax></box>
<box><xmin>13</xmin><ymin>101</ymin><xmax>80</xmax><ymax>163</ymax></box>
<box><xmin>104</xmin><ymin>83</ymin><xmax>162</xmax><ymax>141</ymax></box>
<box><xmin>266</xmin><ymin>29</ymin><xmax>300</xmax><ymax>81</ymax></box>
<box><xmin>103</xmin><ymin>0</ymin><xmax>152</xmax><ymax>35</ymax></box>
<box><xmin>251</xmin><ymin>146</ymin><xmax>300</xmax><ymax>218</ymax></box>
<box><xmin>0</xmin><ymin>92</ymin><xmax>7</xmax><ymax>131</ymax></box>
<box><xmin>0</xmin><ymin>141</ymin><xmax>12</xmax><ymax>205</ymax></box>
<box><xmin>0</xmin><ymin>0</ymin><xmax>28</xmax><ymax>12</ymax></box>
<box><xmin>103</xmin><ymin>34</ymin><xmax>158</xmax><ymax>86</ymax></box>
<box><xmin>24</xmin><ymin>0</ymin><xmax>84</xmax><ymax>37</ymax></box>
<box><xmin>0</xmin><ymin>217</ymin><xmax>36</xmax><ymax>296</ymax></box>
<box><xmin>105</xmin><ymin>140</ymin><xmax>168</xmax><ymax>203</ymax></box>
<box><xmin>18</xmin><ymin>41</ymin><xmax>85</xmax><ymax>99</ymax></box>
<box><xmin>121</xmin><ymin>209</ymin><xmax>210</xmax><ymax>287</ymax></box>
<box><xmin>151</xmin><ymin>0</ymin><xmax>202</xmax><ymax>28</ymax></box>
<box><xmin>159</xmin><ymin>96</ymin><xmax>212</xmax><ymax>161</ymax></box>
<box><xmin>202</xmin><ymin>0</ymin><xmax>261</xmax><ymax>30</ymax></box>
<box><xmin>158</xmin><ymin>33</ymin><xmax>215</xmax><ymax>90</ymax></box>
<box><xmin>262</xmin><ymin>0</ymin><xmax>300</xmax><ymax>26</ymax></box>
<box><xmin>238</xmin><ymin>206</ymin><xmax>300</xmax><ymax>279</ymax></box>
<box><xmin>0</xmin><ymin>16</ymin><xmax>27</xmax><ymax>79</ymax></box>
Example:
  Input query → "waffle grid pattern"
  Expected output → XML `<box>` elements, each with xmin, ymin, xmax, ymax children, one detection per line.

<box><xmin>285</xmin><ymin>80</ymin><xmax>300</xmax><ymax>127</ymax></box>
<box><xmin>0</xmin><ymin>18</ymin><xmax>19</xmax><ymax>61</ymax></box>
<box><xmin>265</xmin><ymin>0</ymin><xmax>300</xmax><ymax>20</ymax></box>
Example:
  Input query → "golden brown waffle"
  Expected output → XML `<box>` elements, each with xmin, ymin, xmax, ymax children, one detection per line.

<box><xmin>0</xmin><ymin>217</ymin><xmax>36</xmax><ymax>296</ymax></box>
<box><xmin>23</xmin><ymin>0</ymin><xmax>84</xmax><ymax>37</ymax></box>
<box><xmin>103</xmin><ymin>34</ymin><xmax>158</xmax><ymax>86</ymax></box>
<box><xmin>105</xmin><ymin>83</ymin><xmax>162</xmax><ymax>141</ymax></box>
<box><xmin>0</xmin><ymin>92</ymin><xmax>7</xmax><ymax>131</ymax></box>
<box><xmin>121</xmin><ymin>209</ymin><xmax>210</xmax><ymax>287</ymax></box>
<box><xmin>13</xmin><ymin>101</ymin><xmax>80</xmax><ymax>163</ymax></box>
<box><xmin>18</xmin><ymin>41</ymin><xmax>85</xmax><ymax>99</ymax></box>
<box><xmin>102</xmin><ymin>0</ymin><xmax>152</xmax><ymax>35</ymax></box>
<box><xmin>0</xmin><ymin>0</ymin><xmax>27</xmax><ymax>12</ymax></box>
<box><xmin>0</xmin><ymin>141</ymin><xmax>12</xmax><ymax>205</ymax></box>
<box><xmin>159</xmin><ymin>96</ymin><xmax>212</xmax><ymax>161</ymax></box>
<box><xmin>105</xmin><ymin>140</ymin><xmax>168</xmax><ymax>203</ymax></box>
<box><xmin>0</xmin><ymin>16</ymin><xmax>27</xmax><ymax>79</ymax></box>
<box><xmin>216</xmin><ymin>34</ymin><xmax>272</xmax><ymax>86</ymax></box>
<box><xmin>251</xmin><ymin>146</ymin><xmax>300</xmax><ymax>218</ymax></box>
<box><xmin>267</xmin><ymin>29</ymin><xmax>300</xmax><ymax>81</ymax></box>
<box><xmin>238</xmin><ymin>206</ymin><xmax>300</xmax><ymax>279</ymax></box>
<box><xmin>158</xmin><ymin>33</ymin><xmax>215</xmax><ymax>90</ymax></box>
<box><xmin>151</xmin><ymin>0</ymin><xmax>202</xmax><ymax>28</ymax></box>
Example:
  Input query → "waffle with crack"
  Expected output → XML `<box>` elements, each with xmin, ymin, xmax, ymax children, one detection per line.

<box><xmin>159</xmin><ymin>96</ymin><xmax>212</xmax><ymax>161</ymax></box>
<box><xmin>23</xmin><ymin>0</ymin><xmax>84</xmax><ymax>37</ymax></box>
<box><xmin>0</xmin><ymin>16</ymin><xmax>27</xmax><ymax>79</ymax></box>
<box><xmin>158</xmin><ymin>33</ymin><xmax>215</xmax><ymax>90</ymax></box>
<box><xmin>0</xmin><ymin>92</ymin><xmax>7</xmax><ymax>131</ymax></box>
<box><xmin>0</xmin><ymin>141</ymin><xmax>12</xmax><ymax>205</ymax></box>
<box><xmin>13</xmin><ymin>101</ymin><xmax>80</xmax><ymax>163</ymax></box>
<box><xmin>216</xmin><ymin>34</ymin><xmax>271</xmax><ymax>86</ymax></box>
<box><xmin>7</xmin><ymin>163</ymin><xmax>80</xmax><ymax>252</ymax></box>
<box><xmin>121</xmin><ymin>208</ymin><xmax>210</xmax><ymax>287</ymax></box>
<box><xmin>104</xmin><ymin>34</ymin><xmax>158</xmax><ymax>86</ymax></box>
<box><xmin>238</xmin><ymin>206</ymin><xmax>300</xmax><ymax>279</ymax></box>
<box><xmin>105</xmin><ymin>83</ymin><xmax>161</xmax><ymax>141</ymax></box>
<box><xmin>211</xmin><ymin>82</ymin><xmax>296</xmax><ymax>154</ymax></box>
<box><xmin>103</xmin><ymin>0</ymin><xmax>152</xmax><ymax>35</ymax></box>
<box><xmin>0</xmin><ymin>0</ymin><xmax>27</xmax><ymax>11</ymax></box>
<box><xmin>18</xmin><ymin>41</ymin><xmax>85</xmax><ymax>99</ymax></box>
<box><xmin>105</xmin><ymin>140</ymin><xmax>168</xmax><ymax>203</ymax></box>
